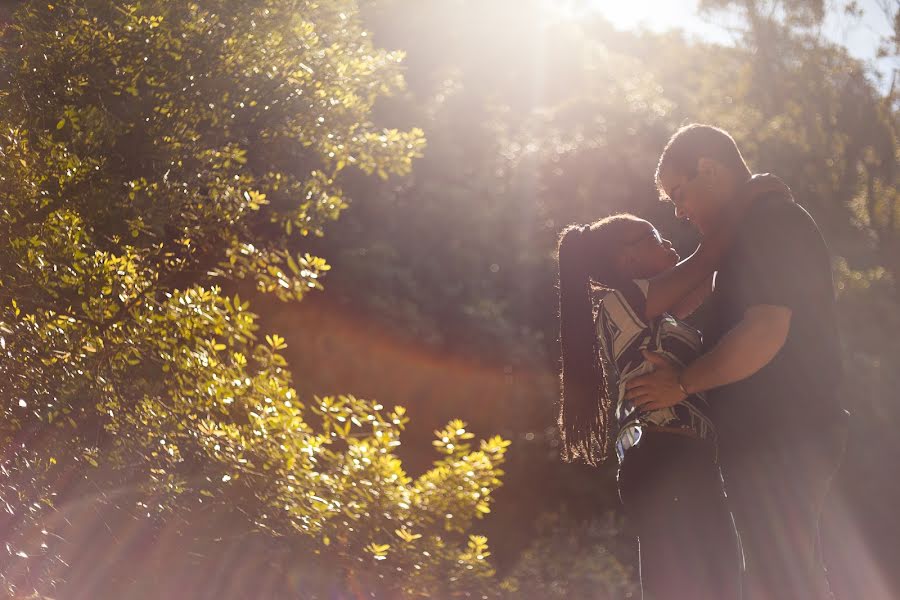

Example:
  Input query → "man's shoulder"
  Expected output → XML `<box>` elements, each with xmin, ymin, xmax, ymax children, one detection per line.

<box><xmin>733</xmin><ymin>191</ymin><xmax>832</xmax><ymax>273</ymax></box>
<box><xmin>746</xmin><ymin>190</ymin><xmax>799</xmax><ymax>218</ymax></box>
<box><xmin>743</xmin><ymin>191</ymin><xmax>819</xmax><ymax>237</ymax></box>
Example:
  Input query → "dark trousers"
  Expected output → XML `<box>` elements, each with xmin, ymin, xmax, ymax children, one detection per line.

<box><xmin>619</xmin><ymin>432</ymin><xmax>741</xmax><ymax>600</ymax></box>
<box><xmin>719</xmin><ymin>423</ymin><xmax>847</xmax><ymax>600</ymax></box>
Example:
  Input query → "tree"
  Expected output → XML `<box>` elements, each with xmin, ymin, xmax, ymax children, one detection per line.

<box><xmin>304</xmin><ymin>2</ymin><xmax>899</xmax><ymax>595</ymax></box>
<box><xmin>698</xmin><ymin>0</ymin><xmax>898</xmax><ymax>283</ymax></box>
<box><xmin>0</xmin><ymin>1</ymin><xmax>507</xmax><ymax>597</ymax></box>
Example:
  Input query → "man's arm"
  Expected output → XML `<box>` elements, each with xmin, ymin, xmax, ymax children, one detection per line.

<box><xmin>622</xmin><ymin>305</ymin><xmax>791</xmax><ymax>412</ymax></box>
<box><xmin>626</xmin><ymin>185</ymin><xmax>824</xmax><ymax>410</ymax></box>
<box><xmin>681</xmin><ymin>304</ymin><xmax>790</xmax><ymax>392</ymax></box>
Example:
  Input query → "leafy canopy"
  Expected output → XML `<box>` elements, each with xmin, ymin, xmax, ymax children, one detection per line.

<box><xmin>0</xmin><ymin>1</ymin><xmax>507</xmax><ymax>597</ymax></box>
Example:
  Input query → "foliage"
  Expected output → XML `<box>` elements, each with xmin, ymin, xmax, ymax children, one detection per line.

<box><xmin>0</xmin><ymin>1</ymin><xmax>509</xmax><ymax>597</ymax></box>
<box><xmin>313</xmin><ymin>0</ymin><xmax>899</xmax><ymax>595</ymax></box>
<box><xmin>0</xmin><ymin>0</ymin><xmax>897</xmax><ymax>597</ymax></box>
<box><xmin>499</xmin><ymin>511</ymin><xmax>637</xmax><ymax>600</ymax></box>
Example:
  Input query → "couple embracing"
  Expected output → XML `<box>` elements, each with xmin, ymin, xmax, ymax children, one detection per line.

<box><xmin>558</xmin><ymin>124</ymin><xmax>848</xmax><ymax>600</ymax></box>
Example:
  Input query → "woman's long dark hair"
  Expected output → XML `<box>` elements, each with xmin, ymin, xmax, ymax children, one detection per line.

<box><xmin>557</xmin><ymin>214</ymin><xmax>642</xmax><ymax>465</ymax></box>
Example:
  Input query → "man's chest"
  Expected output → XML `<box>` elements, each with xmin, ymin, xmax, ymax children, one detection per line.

<box><xmin>705</xmin><ymin>254</ymin><xmax>745</xmax><ymax>346</ymax></box>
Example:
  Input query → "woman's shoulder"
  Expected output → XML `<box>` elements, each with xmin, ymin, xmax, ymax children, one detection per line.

<box><xmin>596</xmin><ymin>283</ymin><xmax>648</xmax><ymax>322</ymax></box>
<box><xmin>595</xmin><ymin>282</ymin><xmax>651</xmax><ymax>351</ymax></box>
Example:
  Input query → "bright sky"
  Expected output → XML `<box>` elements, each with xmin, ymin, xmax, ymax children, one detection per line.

<box><xmin>589</xmin><ymin>0</ymin><xmax>898</xmax><ymax>90</ymax></box>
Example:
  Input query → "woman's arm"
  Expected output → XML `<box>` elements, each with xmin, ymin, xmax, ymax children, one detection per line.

<box><xmin>670</xmin><ymin>273</ymin><xmax>715</xmax><ymax>320</ymax></box>
<box><xmin>643</xmin><ymin>234</ymin><xmax>726</xmax><ymax>321</ymax></box>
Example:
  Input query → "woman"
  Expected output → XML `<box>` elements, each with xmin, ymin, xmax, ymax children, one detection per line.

<box><xmin>559</xmin><ymin>210</ymin><xmax>739</xmax><ymax>599</ymax></box>
<box><xmin>555</xmin><ymin>189</ymin><xmax>784</xmax><ymax>598</ymax></box>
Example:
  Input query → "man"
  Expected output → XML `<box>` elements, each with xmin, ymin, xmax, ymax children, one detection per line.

<box><xmin>625</xmin><ymin>124</ymin><xmax>847</xmax><ymax>600</ymax></box>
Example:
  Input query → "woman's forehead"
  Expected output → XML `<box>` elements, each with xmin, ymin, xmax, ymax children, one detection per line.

<box><xmin>618</xmin><ymin>218</ymin><xmax>656</xmax><ymax>243</ymax></box>
<box><xmin>628</xmin><ymin>218</ymin><xmax>654</xmax><ymax>233</ymax></box>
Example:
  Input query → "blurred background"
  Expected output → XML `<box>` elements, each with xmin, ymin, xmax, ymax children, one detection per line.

<box><xmin>277</xmin><ymin>0</ymin><xmax>899</xmax><ymax>597</ymax></box>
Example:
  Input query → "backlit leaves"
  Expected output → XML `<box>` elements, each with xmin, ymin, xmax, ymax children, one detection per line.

<box><xmin>0</xmin><ymin>1</ymin><xmax>500</xmax><ymax>598</ymax></box>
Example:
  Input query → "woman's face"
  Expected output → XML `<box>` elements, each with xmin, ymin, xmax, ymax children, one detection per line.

<box><xmin>616</xmin><ymin>220</ymin><xmax>679</xmax><ymax>279</ymax></box>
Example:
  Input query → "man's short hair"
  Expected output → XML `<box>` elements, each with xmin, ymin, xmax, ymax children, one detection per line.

<box><xmin>655</xmin><ymin>124</ymin><xmax>750</xmax><ymax>200</ymax></box>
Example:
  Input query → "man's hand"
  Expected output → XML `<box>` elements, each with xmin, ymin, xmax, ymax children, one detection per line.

<box><xmin>624</xmin><ymin>350</ymin><xmax>687</xmax><ymax>411</ymax></box>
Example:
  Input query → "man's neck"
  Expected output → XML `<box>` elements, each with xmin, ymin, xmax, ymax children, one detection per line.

<box><xmin>716</xmin><ymin>172</ymin><xmax>755</xmax><ymax>229</ymax></box>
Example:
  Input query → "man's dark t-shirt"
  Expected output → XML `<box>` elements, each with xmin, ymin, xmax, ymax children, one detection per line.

<box><xmin>705</xmin><ymin>192</ymin><xmax>844</xmax><ymax>448</ymax></box>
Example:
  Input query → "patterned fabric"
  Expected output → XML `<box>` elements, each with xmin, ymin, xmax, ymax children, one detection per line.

<box><xmin>594</xmin><ymin>280</ymin><xmax>716</xmax><ymax>463</ymax></box>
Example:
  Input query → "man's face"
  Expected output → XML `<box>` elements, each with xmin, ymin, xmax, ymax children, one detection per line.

<box><xmin>658</xmin><ymin>160</ymin><xmax>726</xmax><ymax>236</ymax></box>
